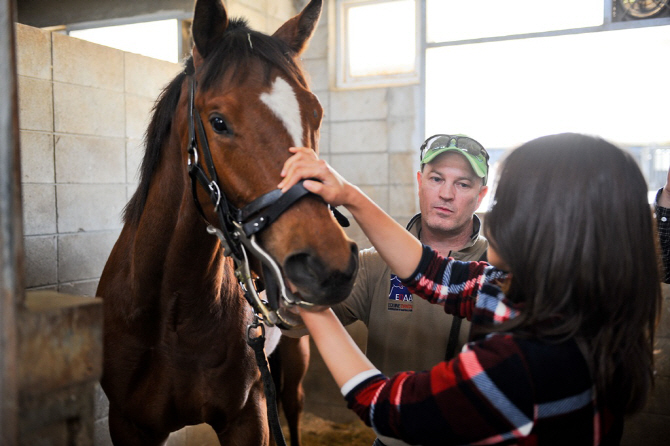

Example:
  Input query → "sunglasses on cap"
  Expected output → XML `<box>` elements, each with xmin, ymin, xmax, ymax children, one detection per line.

<box><xmin>419</xmin><ymin>134</ymin><xmax>489</xmax><ymax>163</ymax></box>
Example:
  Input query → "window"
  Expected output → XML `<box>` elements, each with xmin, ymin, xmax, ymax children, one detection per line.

<box><xmin>427</xmin><ymin>0</ymin><xmax>605</xmax><ymax>43</ymax></box>
<box><xmin>68</xmin><ymin>19</ymin><xmax>184</xmax><ymax>63</ymax></box>
<box><xmin>423</xmin><ymin>0</ymin><xmax>670</xmax><ymax>205</ymax></box>
<box><xmin>337</xmin><ymin>0</ymin><xmax>419</xmax><ymax>89</ymax></box>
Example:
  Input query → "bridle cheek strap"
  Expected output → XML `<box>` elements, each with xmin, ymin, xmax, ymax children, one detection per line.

<box><xmin>185</xmin><ymin>76</ymin><xmax>348</xmax><ymax>328</ymax></box>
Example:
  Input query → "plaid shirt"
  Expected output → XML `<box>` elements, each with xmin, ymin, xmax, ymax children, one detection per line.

<box><xmin>655</xmin><ymin>188</ymin><xmax>670</xmax><ymax>284</ymax></box>
<box><xmin>344</xmin><ymin>246</ymin><xmax>621</xmax><ymax>445</ymax></box>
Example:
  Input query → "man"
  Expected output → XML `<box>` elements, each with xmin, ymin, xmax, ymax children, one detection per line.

<box><xmin>330</xmin><ymin>134</ymin><xmax>489</xmax><ymax>446</ymax></box>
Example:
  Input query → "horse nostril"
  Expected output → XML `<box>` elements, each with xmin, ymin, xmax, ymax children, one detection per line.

<box><xmin>284</xmin><ymin>252</ymin><xmax>323</xmax><ymax>287</ymax></box>
<box><xmin>283</xmin><ymin>247</ymin><xmax>359</xmax><ymax>305</ymax></box>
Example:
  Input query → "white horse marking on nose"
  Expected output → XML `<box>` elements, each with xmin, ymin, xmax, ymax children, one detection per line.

<box><xmin>260</xmin><ymin>77</ymin><xmax>303</xmax><ymax>147</ymax></box>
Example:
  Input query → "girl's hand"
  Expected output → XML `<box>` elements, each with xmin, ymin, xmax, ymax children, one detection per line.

<box><xmin>278</xmin><ymin>147</ymin><xmax>352</xmax><ymax>207</ymax></box>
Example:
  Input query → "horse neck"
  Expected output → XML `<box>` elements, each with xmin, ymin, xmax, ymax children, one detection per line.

<box><xmin>129</xmin><ymin>131</ymin><xmax>238</xmax><ymax>313</ymax></box>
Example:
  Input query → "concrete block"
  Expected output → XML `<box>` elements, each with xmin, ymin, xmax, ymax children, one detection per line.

<box><xmin>266</xmin><ymin>0</ymin><xmax>295</xmax><ymax>21</ymax></box>
<box><xmin>58</xmin><ymin>231</ymin><xmax>120</xmax><ymax>282</ymax></box>
<box><xmin>317</xmin><ymin>122</ymin><xmax>330</xmax><ymax>155</ymax></box>
<box><xmin>53</xmin><ymin>33</ymin><xmax>124</xmax><ymax>92</ymax></box>
<box><xmin>315</xmin><ymin>89</ymin><xmax>330</xmax><ymax>120</ymax></box>
<box><xmin>59</xmin><ymin>280</ymin><xmax>100</xmax><ymax>298</ymax></box>
<box><xmin>19</xmin><ymin>291</ymin><xmax>102</xmax><ymax>395</ymax></box>
<box><xmin>126</xmin><ymin>138</ymin><xmax>144</xmax><ymax>183</ymax></box>
<box><xmin>303</xmin><ymin>25</ymin><xmax>328</xmax><ymax>60</ymax></box>
<box><xmin>267</xmin><ymin>17</ymin><xmax>286</xmax><ymax>34</ymax></box>
<box><xmin>54</xmin><ymin>83</ymin><xmax>125</xmax><ymax>137</ymax></box>
<box><xmin>388</xmin><ymin>85</ymin><xmax>419</xmax><ymax>118</ymax></box>
<box><xmin>22</xmin><ymin>184</ymin><xmax>56</xmax><ymax>235</ymax></box>
<box><xmin>125</xmin><ymin>52</ymin><xmax>181</xmax><ymax>99</ymax></box>
<box><xmin>389</xmin><ymin>153</ymin><xmax>417</xmax><ymax>185</ymax></box>
<box><xmin>16</xmin><ymin>24</ymin><xmax>52</xmax><ymax>80</ymax></box>
<box><xmin>18</xmin><ymin>76</ymin><xmax>54</xmax><ymax>132</ymax></box>
<box><xmin>56</xmin><ymin>184</ymin><xmax>126</xmax><ymax>233</ymax></box>
<box><xmin>389</xmin><ymin>184</ymin><xmax>418</xmax><ymax>218</ymax></box>
<box><xmin>19</xmin><ymin>381</ymin><xmax>98</xmax><ymax>446</ymax></box>
<box><xmin>331</xmin><ymin>153</ymin><xmax>388</xmax><ymax>186</ymax></box>
<box><xmin>358</xmin><ymin>185</ymin><xmax>389</xmax><ymax>215</ymax></box>
<box><xmin>330</xmin><ymin>120</ymin><xmax>388</xmax><ymax>154</ymax></box>
<box><xmin>303</xmin><ymin>58</ymin><xmax>329</xmax><ymax>91</ymax></box>
<box><xmin>227</xmin><ymin>3</ymin><xmax>268</xmax><ymax>32</ymax></box>
<box><xmin>126</xmin><ymin>184</ymin><xmax>139</xmax><ymax>203</ymax></box>
<box><xmin>330</xmin><ymin>88</ymin><xmax>388</xmax><ymax>122</ymax></box>
<box><xmin>24</xmin><ymin>236</ymin><xmax>57</xmax><ymax>288</ymax></box>
<box><xmin>20</xmin><ymin>131</ymin><xmax>54</xmax><ymax>183</ymax></box>
<box><xmin>55</xmin><ymin>135</ymin><xmax>125</xmax><ymax>184</ymax></box>
<box><xmin>388</xmin><ymin>116</ymin><xmax>419</xmax><ymax>153</ymax></box>
<box><xmin>125</xmin><ymin>94</ymin><xmax>155</xmax><ymax>140</ymax></box>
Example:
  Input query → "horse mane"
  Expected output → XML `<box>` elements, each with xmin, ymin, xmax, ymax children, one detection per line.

<box><xmin>123</xmin><ymin>18</ymin><xmax>307</xmax><ymax>225</ymax></box>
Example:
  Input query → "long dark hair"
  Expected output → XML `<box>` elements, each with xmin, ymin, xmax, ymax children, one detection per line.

<box><xmin>485</xmin><ymin>133</ymin><xmax>661</xmax><ymax>415</ymax></box>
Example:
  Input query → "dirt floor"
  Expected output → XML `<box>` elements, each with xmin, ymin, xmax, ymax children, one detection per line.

<box><xmin>282</xmin><ymin>412</ymin><xmax>377</xmax><ymax>446</ymax></box>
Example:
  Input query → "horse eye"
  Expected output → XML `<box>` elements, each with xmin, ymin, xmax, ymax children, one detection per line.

<box><xmin>209</xmin><ymin>116</ymin><xmax>230</xmax><ymax>134</ymax></box>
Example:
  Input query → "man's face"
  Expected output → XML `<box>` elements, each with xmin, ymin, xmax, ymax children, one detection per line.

<box><xmin>418</xmin><ymin>151</ymin><xmax>488</xmax><ymax>237</ymax></box>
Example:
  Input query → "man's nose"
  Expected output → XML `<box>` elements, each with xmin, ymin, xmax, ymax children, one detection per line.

<box><xmin>438</xmin><ymin>184</ymin><xmax>455</xmax><ymax>200</ymax></box>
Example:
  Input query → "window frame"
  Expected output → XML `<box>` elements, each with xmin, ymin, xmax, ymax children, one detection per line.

<box><xmin>335</xmin><ymin>0</ymin><xmax>421</xmax><ymax>90</ymax></box>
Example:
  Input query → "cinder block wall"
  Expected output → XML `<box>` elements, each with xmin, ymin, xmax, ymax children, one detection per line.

<box><xmin>16</xmin><ymin>23</ymin><xmax>183</xmax><ymax>445</ymax></box>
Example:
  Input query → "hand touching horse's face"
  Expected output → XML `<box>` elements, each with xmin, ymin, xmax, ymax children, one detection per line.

<box><xmin>188</xmin><ymin>0</ymin><xmax>358</xmax><ymax>306</ymax></box>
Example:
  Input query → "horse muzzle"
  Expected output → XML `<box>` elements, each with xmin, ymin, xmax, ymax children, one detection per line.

<box><xmin>282</xmin><ymin>241</ymin><xmax>359</xmax><ymax>307</ymax></box>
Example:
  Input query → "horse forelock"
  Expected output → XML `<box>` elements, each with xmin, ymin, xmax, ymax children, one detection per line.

<box><xmin>199</xmin><ymin>18</ymin><xmax>307</xmax><ymax>92</ymax></box>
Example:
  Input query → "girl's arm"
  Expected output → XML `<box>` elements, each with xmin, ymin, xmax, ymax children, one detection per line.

<box><xmin>279</xmin><ymin>147</ymin><xmax>422</xmax><ymax>279</ymax></box>
<box><xmin>299</xmin><ymin>308</ymin><xmax>378</xmax><ymax>388</ymax></box>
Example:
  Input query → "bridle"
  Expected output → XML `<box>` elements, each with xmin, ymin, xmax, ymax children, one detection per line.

<box><xmin>185</xmin><ymin>75</ymin><xmax>348</xmax><ymax>329</ymax></box>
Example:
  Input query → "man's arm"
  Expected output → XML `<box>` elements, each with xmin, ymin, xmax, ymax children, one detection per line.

<box><xmin>655</xmin><ymin>167</ymin><xmax>670</xmax><ymax>284</ymax></box>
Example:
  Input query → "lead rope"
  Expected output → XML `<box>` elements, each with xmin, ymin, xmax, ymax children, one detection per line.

<box><xmin>247</xmin><ymin>317</ymin><xmax>287</xmax><ymax>446</ymax></box>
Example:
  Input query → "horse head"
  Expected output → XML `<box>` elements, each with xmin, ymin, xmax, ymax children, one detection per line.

<box><xmin>185</xmin><ymin>0</ymin><xmax>358</xmax><ymax>322</ymax></box>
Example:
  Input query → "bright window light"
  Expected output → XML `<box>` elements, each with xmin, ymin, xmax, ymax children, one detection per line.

<box><xmin>426</xmin><ymin>25</ymin><xmax>670</xmax><ymax>149</ymax></box>
<box><xmin>427</xmin><ymin>0</ymin><xmax>605</xmax><ymax>43</ymax></box>
<box><xmin>346</xmin><ymin>0</ymin><xmax>416</xmax><ymax>77</ymax></box>
<box><xmin>69</xmin><ymin>19</ymin><xmax>179</xmax><ymax>63</ymax></box>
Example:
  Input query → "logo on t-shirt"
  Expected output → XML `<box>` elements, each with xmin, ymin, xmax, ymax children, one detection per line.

<box><xmin>388</xmin><ymin>274</ymin><xmax>413</xmax><ymax>312</ymax></box>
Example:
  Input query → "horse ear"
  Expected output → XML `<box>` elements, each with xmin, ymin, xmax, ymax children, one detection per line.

<box><xmin>272</xmin><ymin>0</ymin><xmax>322</xmax><ymax>55</ymax></box>
<box><xmin>192</xmin><ymin>0</ymin><xmax>229</xmax><ymax>60</ymax></box>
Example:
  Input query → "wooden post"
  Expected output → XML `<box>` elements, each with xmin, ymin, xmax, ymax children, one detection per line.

<box><xmin>0</xmin><ymin>0</ymin><xmax>21</xmax><ymax>443</ymax></box>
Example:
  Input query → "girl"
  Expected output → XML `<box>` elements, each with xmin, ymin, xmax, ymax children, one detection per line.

<box><xmin>278</xmin><ymin>133</ymin><xmax>661</xmax><ymax>445</ymax></box>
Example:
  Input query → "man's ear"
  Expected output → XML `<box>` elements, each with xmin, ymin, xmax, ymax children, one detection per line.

<box><xmin>477</xmin><ymin>185</ymin><xmax>489</xmax><ymax>208</ymax></box>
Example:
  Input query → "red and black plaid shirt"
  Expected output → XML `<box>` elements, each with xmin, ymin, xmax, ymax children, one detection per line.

<box><xmin>344</xmin><ymin>246</ymin><xmax>622</xmax><ymax>445</ymax></box>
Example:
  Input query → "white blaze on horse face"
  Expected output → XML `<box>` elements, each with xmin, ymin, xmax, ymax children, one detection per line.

<box><xmin>260</xmin><ymin>77</ymin><xmax>303</xmax><ymax>147</ymax></box>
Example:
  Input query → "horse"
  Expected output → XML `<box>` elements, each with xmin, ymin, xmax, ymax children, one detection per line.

<box><xmin>96</xmin><ymin>0</ymin><xmax>358</xmax><ymax>444</ymax></box>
